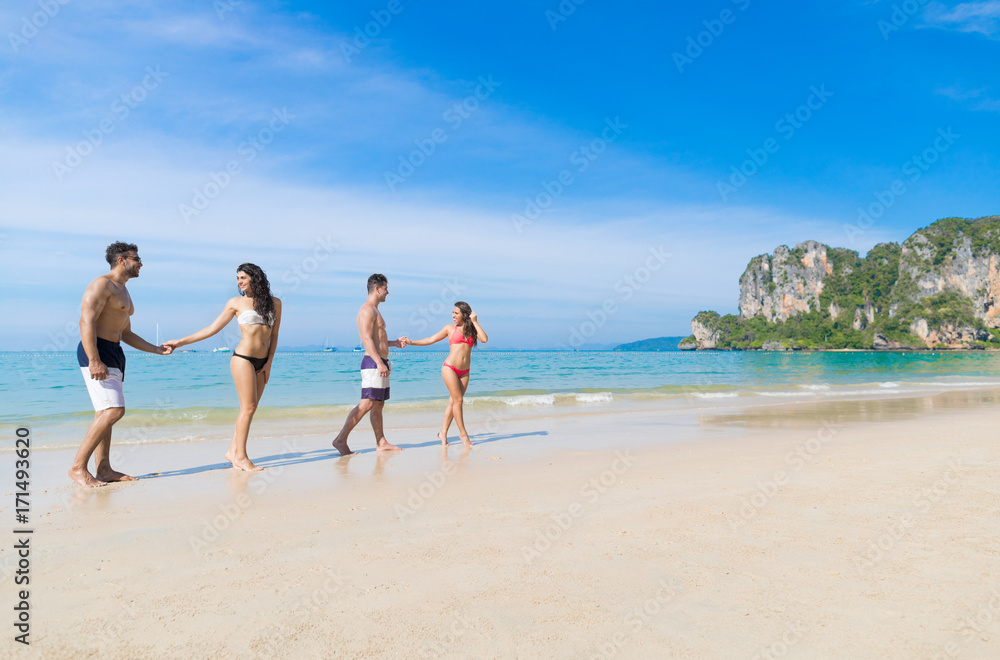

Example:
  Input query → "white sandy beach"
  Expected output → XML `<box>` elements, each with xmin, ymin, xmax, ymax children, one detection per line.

<box><xmin>4</xmin><ymin>389</ymin><xmax>1000</xmax><ymax>659</ymax></box>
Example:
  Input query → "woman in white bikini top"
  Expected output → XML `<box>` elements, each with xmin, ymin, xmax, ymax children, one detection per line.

<box><xmin>165</xmin><ymin>263</ymin><xmax>282</xmax><ymax>471</ymax></box>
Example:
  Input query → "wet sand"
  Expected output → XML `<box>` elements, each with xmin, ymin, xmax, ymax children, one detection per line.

<box><xmin>3</xmin><ymin>390</ymin><xmax>1000</xmax><ymax>658</ymax></box>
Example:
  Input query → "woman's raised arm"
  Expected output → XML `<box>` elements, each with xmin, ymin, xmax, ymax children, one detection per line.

<box><xmin>470</xmin><ymin>311</ymin><xmax>488</xmax><ymax>343</ymax></box>
<box><xmin>407</xmin><ymin>325</ymin><xmax>452</xmax><ymax>347</ymax></box>
<box><xmin>164</xmin><ymin>300</ymin><xmax>237</xmax><ymax>349</ymax></box>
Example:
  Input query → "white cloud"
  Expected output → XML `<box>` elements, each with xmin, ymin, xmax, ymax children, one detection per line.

<box><xmin>925</xmin><ymin>1</ymin><xmax>1000</xmax><ymax>37</ymax></box>
<box><xmin>0</xmin><ymin>127</ymin><xmax>828</xmax><ymax>348</ymax></box>
<box><xmin>936</xmin><ymin>84</ymin><xmax>1000</xmax><ymax>112</ymax></box>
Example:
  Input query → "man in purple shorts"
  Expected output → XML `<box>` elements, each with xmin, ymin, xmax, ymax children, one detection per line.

<box><xmin>70</xmin><ymin>242</ymin><xmax>172</xmax><ymax>487</ymax></box>
<box><xmin>332</xmin><ymin>274</ymin><xmax>408</xmax><ymax>455</ymax></box>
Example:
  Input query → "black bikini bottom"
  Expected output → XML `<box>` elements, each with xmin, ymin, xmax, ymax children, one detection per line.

<box><xmin>233</xmin><ymin>352</ymin><xmax>268</xmax><ymax>371</ymax></box>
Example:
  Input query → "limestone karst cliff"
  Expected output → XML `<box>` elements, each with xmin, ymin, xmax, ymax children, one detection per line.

<box><xmin>683</xmin><ymin>216</ymin><xmax>1000</xmax><ymax>350</ymax></box>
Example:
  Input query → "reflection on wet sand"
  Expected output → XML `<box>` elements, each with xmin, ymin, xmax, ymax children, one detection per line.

<box><xmin>225</xmin><ymin>468</ymin><xmax>254</xmax><ymax>497</ymax></box>
<box><xmin>440</xmin><ymin>444</ymin><xmax>471</xmax><ymax>472</ymax></box>
<box><xmin>62</xmin><ymin>485</ymin><xmax>120</xmax><ymax>513</ymax></box>
<box><xmin>698</xmin><ymin>388</ymin><xmax>1000</xmax><ymax>429</ymax></box>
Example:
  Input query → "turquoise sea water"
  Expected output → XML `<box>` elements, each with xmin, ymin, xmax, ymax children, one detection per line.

<box><xmin>4</xmin><ymin>350</ymin><xmax>1000</xmax><ymax>427</ymax></box>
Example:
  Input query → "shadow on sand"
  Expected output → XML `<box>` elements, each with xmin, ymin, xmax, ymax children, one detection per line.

<box><xmin>136</xmin><ymin>430</ymin><xmax>548</xmax><ymax>480</ymax></box>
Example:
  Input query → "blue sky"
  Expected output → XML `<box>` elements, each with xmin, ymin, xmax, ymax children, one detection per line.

<box><xmin>1</xmin><ymin>0</ymin><xmax>998</xmax><ymax>349</ymax></box>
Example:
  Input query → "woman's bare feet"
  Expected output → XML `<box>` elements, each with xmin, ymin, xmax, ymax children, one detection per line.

<box><xmin>226</xmin><ymin>450</ymin><xmax>263</xmax><ymax>471</ymax></box>
<box><xmin>68</xmin><ymin>466</ymin><xmax>106</xmax><ymax>488</ymax></box>
<box><xmin>459</xmin><ymin>434</ymin><xmax>473</xmax><ymax>448</ymax></box>
<box><xmin>438</xmin><ymin>431</ymin><xmax>449</xmax><ymax>446</ymax></box>
<box><xmin>231</xmin><ymin>456</ymin><xmax>264</xmax><ymax>471</ymax></box>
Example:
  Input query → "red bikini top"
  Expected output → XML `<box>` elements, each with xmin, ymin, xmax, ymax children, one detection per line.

<box><xmin>449</xmin><ymin>325</ymin><xmax>473</xmax><ymax>346</ymax></box>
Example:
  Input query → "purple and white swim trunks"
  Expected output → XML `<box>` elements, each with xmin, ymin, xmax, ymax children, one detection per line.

<box><xmin>360</xmin><ymin>355</ymin><xmax>390</xmax><ymax>401</ymax></box>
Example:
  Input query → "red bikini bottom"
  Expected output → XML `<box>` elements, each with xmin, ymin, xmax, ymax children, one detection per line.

<box><xmin>444</xmin><ymin>363</ymin><xmax>470</xmax><ymax>378</ymax></box>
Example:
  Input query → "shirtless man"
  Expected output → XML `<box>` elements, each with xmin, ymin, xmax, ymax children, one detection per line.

<box><xmin>332</xmin><ymin>274</ymin><xmax>408</xmax><ymax>455</ymax></box>
<box><xmin>70</xmin><ymin>242</ymin><xmax>171</xmax><ymax>487</ymax></box>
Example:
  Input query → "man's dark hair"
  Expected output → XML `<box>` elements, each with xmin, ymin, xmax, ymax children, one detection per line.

<box><xmin>367</xmin><ymin>273</ymin><xmax>387</xmax><ymax>293</ymax></box>
<box><xmin>105</xmin><ymin>241</ymin><xmax>138</xmax><ymax>267</ymax></box>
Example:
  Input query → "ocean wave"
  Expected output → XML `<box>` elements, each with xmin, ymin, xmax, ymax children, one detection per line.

<box><xmin>917</xmin><ymin>381</ymin><xmax>1000</xmax><ymax>388</ymax></box>
<box><xmin>692</xmin><ymin>392</ymin><xmax>739</xmax><ymax>399</ymax></box>
<box><xmin>825</xmin><ymin>389</ymin><xmax>913</xmax><ymax>397</ymax></box>
<box><xmin>501</xmin><ymin>394</ymin><xmax>556</xmax><ymax>406</ymax></box>
<box><xmin>753</xmin><ymin>391</ymin><xmax>817</xmax><ymax>397</ymax></box>
<box><xmin>879</xmin><ymin>382</ymin><xmax>899</xmax><ymax>389</ymax></box>
<box><xmin>800</xmin><ymin>384</ymin><xmax>830</xmax><ymax>391</ymax></box>
<box><xmin>574</xmin><ymin>392</ymin><xmax>614</xmax><ymax>403</ymax></box>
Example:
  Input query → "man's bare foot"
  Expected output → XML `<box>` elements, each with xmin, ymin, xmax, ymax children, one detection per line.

<box><xmin>438</xmin><ymin>431</ymin><xmax>449</xmax><ymax>446</ymax></box>
<box><xmin>231</xmin><ymin>456</ymin><xmax>264</xmax><ymax>471</ymax></box>
<box><xmin>332</xmin><ymin>437</ymin><xmax>354</xmax><ymax>456</ymax></box>
<box><xmin>376</xmin><ymin>439</ymin><xmax>402</xmax><ymax>452</ymax></box>
<box><xmin>68</xmin><ymin>467</ymin><xmax>107</xmax><ymax>488</ymax></box>
<box><xmin>459</xmin><ymin>434</ymin><xmax>473</xmax><ymax>448</ymax></box>
<box><xmin>95</xmin><ymin>468</ymin><xmax>138</xmax><ymax>482</ymax></box>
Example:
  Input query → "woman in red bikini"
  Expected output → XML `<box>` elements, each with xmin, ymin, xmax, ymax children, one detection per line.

<box><xmin>165</xmin><ymin>263</ymin><xmax>281</xmax><ymax>471</ymax></box>
<box><xmin>407</xmin><ymin>302</ymin><xmax>488</xmax><ymax>447</ymax></box>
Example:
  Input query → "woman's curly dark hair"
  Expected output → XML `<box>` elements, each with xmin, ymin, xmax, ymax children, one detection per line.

<box><xmin>454</xmin><ymin>301</ymin><xmax>477</xmax><ymax>347</ymax></box>
<box><xmin>237</xmin><ymin>263</ymin><xmax>276</xmax><ymax>326</ymax></box>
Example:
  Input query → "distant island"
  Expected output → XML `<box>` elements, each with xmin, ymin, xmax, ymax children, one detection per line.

<box><xmin>613</xmin><ymin>336</ymin><xmax>684</xmax><ymax>351</ymax></box>
<box><xmin>680</xmin><ymin>216</ymin><xmax>1000</xmax><ymax>351</ymax></box>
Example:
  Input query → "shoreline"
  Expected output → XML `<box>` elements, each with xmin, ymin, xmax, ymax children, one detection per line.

<box><xmin>10</xmin><ymin>377</ymin><xmax>1000</xmax><ymax>454</ymax></box>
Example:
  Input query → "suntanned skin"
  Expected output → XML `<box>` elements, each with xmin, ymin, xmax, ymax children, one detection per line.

<box><xmin>69</xmin><ymin>250</ymin><xmax>171</xmax><ymax>488</ymax></box>
<box><xmin>164</xmin><ymin>270</ymin><xmax>282</xmax><ymax>472</ymax></box>
<box><xmin>332</xmin><ymin>281</ymin><xmax>407</xmax><ymax>455</ymax></box>
<box><xmin>407</xmin><ymin>306</ymin><xmax>488</xmax><ymax>447</ymax></box>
